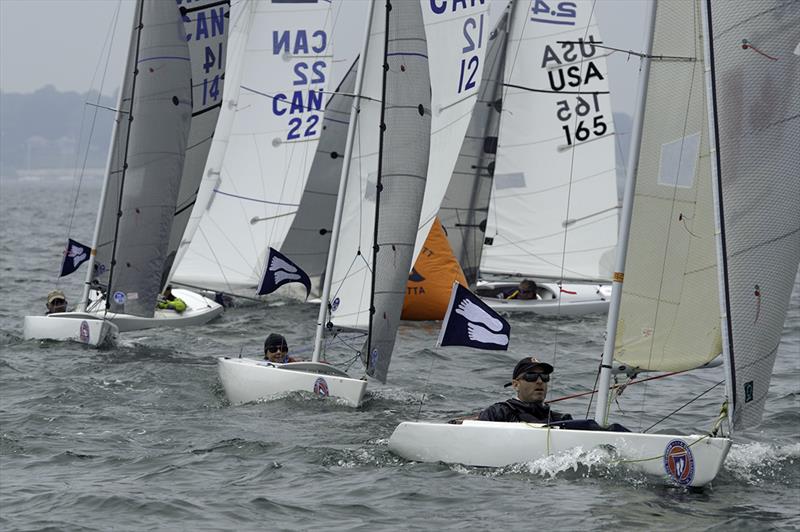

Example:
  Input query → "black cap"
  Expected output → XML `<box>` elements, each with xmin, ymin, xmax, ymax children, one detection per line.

<box><xmin>504</xmin><ymin>357</ymin><xmax>554</xmax><ymax>387</ymax></box>
<box><xmin>264</xmin><ymin>333</ymin><xmax>288</xmax><ymax>352</ymax></box>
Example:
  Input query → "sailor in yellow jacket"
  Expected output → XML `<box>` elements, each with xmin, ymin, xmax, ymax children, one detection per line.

<box><xmin>157</xmin><ymin>285</ymin><xmax>187</xmax><ymax>313</ymax></box>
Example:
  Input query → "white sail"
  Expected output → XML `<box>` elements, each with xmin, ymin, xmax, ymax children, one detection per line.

<box><xmin>171</xmin><ymin>0</ymin><xmax>338</xmax><ymax>295</ymax></box>
<box><xmin>279</xmin><ymin>60</ymin><xmax>358</xmax><ymax>296</ymax></box>
<box><xmin>106</xmin><ymin>0</ymin><xmax>194</xmax><ymax>317</ymax></box>
<box><xmin>482</xmin><ymin>0</ymin><xmax>618</xmax><ymax>283</ymax></box>
<box><xmin>613</xmin><ymin>0</ymin><xmax>721</xmax><ymax>372</ymax></box>
<box><xmin>162</xmin><ymin>0</ymin><xmax>230</xmax><ymax>285</ymax></box>
<box><xmin>438</xmin><ymin>7</ymin><xmax>511</xmax><ymax>287</ymax></box>
<box><xmin>704</xmin><ymin>0</ymin><xmax>800</xmax><ymax>430</ymax></box>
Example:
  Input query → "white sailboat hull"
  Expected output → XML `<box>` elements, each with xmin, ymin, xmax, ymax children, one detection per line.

<box><xmin>23</xmin><ymin>314</ymin><xmax>119</xmax><ymax>346</ymax></box>
<box><xmin>218</xmin><ymin>358</ymin><xmax>368</xmax><ymax>407</ymax></box>
<box><xmin>389</xmin><ymin>420</ymin><xmax>731</xmax><ymax>488</ymax></box>
<box><xmin>477</xmin><ymin>281</ymin><xmax>611</xmax><ymax>316</ymax></box>
<box><xmin>84</xmin><ymin>288</ymin><xmax>223</xmax><ymax>332</ymax></box>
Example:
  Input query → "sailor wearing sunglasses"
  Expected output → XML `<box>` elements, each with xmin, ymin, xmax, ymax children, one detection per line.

<box><xmin>477</xmin><ymin>357</ymin><xmax>572</xmax><ymax>423</ymax></box>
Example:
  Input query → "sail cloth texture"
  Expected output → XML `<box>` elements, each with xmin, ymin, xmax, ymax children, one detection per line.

<box><xmin>60</xmin><ymin>239</ymin><xmax>92</xmax><ymax>277</ymax></box>
<box><xmin>279</xmin><ymin>60</ymin><xmax>358</xmax><ymax>297</ymax></box>
<box><xmin>482</xmin><ymin>0</ymin><xmax>618</xmax><ymax>283</ymax></box>
<box><xmin>257</xmin><ymin>247</ymin><xmax>311</xmax><ymax>298</ymax></box>
<box><xmin>171</xmin><ymin>0</ymin><xmax>337</xmax><ymax>296</ymax></box>
<box><xmin>438</xmin><ymin>9</ymin><xmax>510</xmax><ymax>288</ymax></box>
<box><xmin>162</xmin><ymin>0</ymin><xmax>230</xmax><ymax>287</ymax></box>
<box><xmin>705</xmin><ymin>0</ymin><xmax>800</xmax><ymax>430</ymax></box>
<box><xmin>437</xmin><ymin>282</ymin><xmax>510</xmax><ymax>350</ymax></box>
<box><xmin>402</xmin><ymin>217</ymin><xmax>468</xmax><ymax>321</ymax></box>
<box><xmin>108</xmin><ymin>0</ymin><xmax>193</xmax><ymax>317</ymax></box>
<box><xmin>614</xmin><ymin>0</ymin><xmax>721</xmax><ymax>373</ymax></box>
<box><xmin>363</xmin><ymin>0</ymin><xmax>433</xmax><ymax>383</ymax></box>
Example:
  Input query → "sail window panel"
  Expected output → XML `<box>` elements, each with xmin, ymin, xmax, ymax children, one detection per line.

<box><xmin>658</xmin><ymin>132</ymin><xmax>701</xmax><ymax>189</ymax></box>
<box><xmin>493</xmin><ymin>172</ymin><xmax>526</xmax><ymax>190</ymax></box>
<box><xmin>615</xmin><ymin>0</ymin><xmax>720</xmax><ymax>372</ymax></box>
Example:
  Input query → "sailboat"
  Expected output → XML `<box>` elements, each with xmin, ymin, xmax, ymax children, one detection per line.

<box><xmin>217</xmin><ymin>0</ymin><xmax>433</xmax><ymax>407</ymax></box>
<box><xmin>449</xmin><ymin>0</ymin><xmax>619</xmax><ymax>316</ymax></box>
<box><xmin>23</xmin><ymin>0</ymin><xmax>228</xmax><ymax>345</ymax></box>
<box><xmin>388</xmin><ymin>0</ymin><xmax>799</xmax><ymax>487</ymax></box>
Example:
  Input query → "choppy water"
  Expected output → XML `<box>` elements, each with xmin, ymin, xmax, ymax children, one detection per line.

<box><xmin>1</xmin><ymin>179</ymin><xmax>798</xmax><ymax>531</ymax></box>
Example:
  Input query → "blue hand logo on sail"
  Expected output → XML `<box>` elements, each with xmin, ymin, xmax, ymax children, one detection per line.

<box><xmin>257</xmin><ymin>247</ymin><xmax>311</xmax><ymax>298</ymax></box>
<box><xmin>437</xmin><ymin>282</ymin><xmax>510</xmax><ymax>350</ymax></box>
<box><xmin>59</xmin><ymin>238</ymin><xmax>91</xmax><ymax>277</ymax></box>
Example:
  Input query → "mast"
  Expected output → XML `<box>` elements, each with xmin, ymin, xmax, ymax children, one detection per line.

<box><xmin>594</xmin><ymin>1</ymin><xmax>657</xmax><ymax>425</ymax></box>
<box><xmin>365</xmin><ymin>0</ymin><xmax>392</xmax><ymax>372</ymax></box>
<box><xmin>311</xmin><ymin>0</ymin><xmax>377</xmax><ymax>362</ymax></box>
<box><xmin>79</xmin><ymin>0</ymin><xmax>143</xmax><ymax>312</ymax></box>
<box><xmin>700</xmin><ymin>0</ymin><xmax>735</xmax><ymax>432</ymax></box>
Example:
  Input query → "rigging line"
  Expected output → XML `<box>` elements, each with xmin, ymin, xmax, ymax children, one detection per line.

<box><xmin>556</xmin><ymin>41</ymin><xmax>696</xmax><ymax>62</ymax></box>
<box><xmin>416</xmin><ymin>354</ymin><xmax>436</xmax><ymax>421</ymax></box>
<box><xmin>549</xmin><ymin>368</ymin><xmax>690</xmax><ymax>404</ymax></box>
<box><xmin>63</xmin><ymin>0</ymin><xmax>123</xmax><ymax>284</ymax></box>
<box><xmin>643</xmin><ymin>379</ymin><xmax>724</xmax><ymax>433</ymax></box>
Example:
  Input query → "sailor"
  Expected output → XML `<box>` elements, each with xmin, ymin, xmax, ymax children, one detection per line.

<box><xmin>156</xmin><ymin>285</ymin><xmax>187</xmax><ymax>313</ymax></box>
<box><xmin>264</xmin><ymin>333</ymin><xmax>298</xmax><ymax>364</ymax></box>
<box><xmin>507</xmin><ymin>279</ymin><xmax>538</xmax><ymax>300</ymax></box>
<box><xmin>45</xmin><ymin>289</ymin><xmax>68</xmax><ymax>314</ymax></box>
<box><xmin>478</xmin><ymin>357</ymin><xmax>572</xmax><ymax>423</ymax></box>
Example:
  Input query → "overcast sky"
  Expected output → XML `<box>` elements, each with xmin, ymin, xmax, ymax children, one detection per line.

<box><xmin>0</xmin><ymin>0</ymin><xmax>651</xmax><ymax>118</ymax></box>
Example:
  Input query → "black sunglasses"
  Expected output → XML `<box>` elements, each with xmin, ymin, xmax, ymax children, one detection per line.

<box><xmin>520</xmin><ymin>372</ymin><xmax>550</xmax><ymax>383</ymax></box>
<box><xmin>267</xmin><ymin>346</ymin><xmax>287</xmax><ymax>353</ymax></box>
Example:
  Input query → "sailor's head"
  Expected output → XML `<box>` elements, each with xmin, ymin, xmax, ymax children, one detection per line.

<box><xmin>518</xmin><ymin>279</ymin><xmax>537</xmax><ymax>300</ymax></box>
<box><xmin>264</xmin><ymin>333</ymin><xmax>289</xmax><ymax>363</ymax></box>
<box><xmin>46</xmin><ymin>289</ymin><xmax>68</xmax><ymax>313</ymax></box>
<box><xmin>507</xmin><ymin>357</ymin><xmax>553</xmax><ymax>403</ymax></box>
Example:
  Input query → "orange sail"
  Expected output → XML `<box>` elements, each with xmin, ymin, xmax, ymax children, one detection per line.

<box><xmin>402</xmin><ymin>217</ymin><xmax>467</xmax><ymax>320</ymax></box>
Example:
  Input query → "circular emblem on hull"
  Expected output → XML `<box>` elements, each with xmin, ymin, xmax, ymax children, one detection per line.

<box><xmin>113</xmin><ymin>291</ymin><xmax>126</xmax><ymax>304</ymax></box>
<box><xmin>79</xmin><ymin>320</ymin><xmax>90</xmax><ymax>343</ymax></box>
<box><xmin>313</xmin><ymin>377</ymin><xmax>329</xmax><ymax>397</ymax></box>
<box><xmin>664</xmin><ymin>439</ymin><xmax>695</xmax><ymax>486</ymax></box>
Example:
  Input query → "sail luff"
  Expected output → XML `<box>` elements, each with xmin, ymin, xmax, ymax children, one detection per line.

<box><xmin>79</xmin><ymin>1</ymin><xmax>142</xmax><ymax>312</ymax></box>
<box><xmin>702</xmin><ymin>0</ymin><xmax>800</xmax><ymax>431</ymax></box>
<box><xmin>594</xmin><ymin>0</ymin><xmax>657</xmax><ymax>425</ymax></box>
<box><xmin>311</xmin><ymin>0</ymin><xmax>377</xmax><ymax>362</ymax></box>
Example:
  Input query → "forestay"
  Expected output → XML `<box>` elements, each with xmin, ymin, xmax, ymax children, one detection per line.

<box><xmin>482</xmin><ymin>0</ymin><xmax>618</xmax><ymax>283</ymax></box>
<box><xmin>438</xmin><ymin>7</ymin><xmax>511</xmax><ymax>287</ymax></box>
<box><xmin>106</xmin><ymin>0</ymin><xmax>193</xmax><ymax>317</ymax></box>
<box><xmin>704</xmin><ymin>0</ymin><xmax>800</xmax><ymax>430</ymax></box>
<box><xmin>279</xmin><ymin>61</ymin><xmax>358</xmax><ymax>296</ymax></box>
<box><xmin>172</xmin><ymin>0</ymin><xmax>338</xmax><ymax>295</ymax></box>
<box><xmin>613</xmin><ymin>0</ymin><xmax>720</xmax><ymax>372</ymax></box>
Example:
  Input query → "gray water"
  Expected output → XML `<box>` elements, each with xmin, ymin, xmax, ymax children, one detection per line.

<box><xmin>1</xmin><ymin>178</ymin><xmax>798</xmax><ymax>531</ymax></box>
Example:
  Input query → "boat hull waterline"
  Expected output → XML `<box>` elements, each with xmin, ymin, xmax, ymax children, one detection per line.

<box><xmin>84</xmin><ymin>288</ymin><xmax>222</xmax><ymax>332</ymax></box>
<box><xmin>218</xmin><ymin>358</ymin><xmax>368</xmax><ymax>407</ymax></box>
<box><xmin>23</xmin><ymin>314</ymin><xmax>119</xmax><ymax>347</ymax></box>
<box><xmin>388</xmin><ymin>420</ymin><xmax>731</xmax><ymax>487</ymax></box>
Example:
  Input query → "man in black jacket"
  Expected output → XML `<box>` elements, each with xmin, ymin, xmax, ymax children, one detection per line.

<box><xmin>478</xmin><ymin>357</ymin><xmax>572</xmax><ymax>423</ymax></box>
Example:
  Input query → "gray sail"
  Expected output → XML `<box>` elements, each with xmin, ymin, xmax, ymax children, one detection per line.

<box><xmin>279</xmin><ymin>60</ymin><xmax>358</xmax><ymax>296</ymax></box>
<box><xmin>90</xmin><ymin>2</ymin><xmax>142</xmax><ymax>294</ymax></box>
<box><xmin>108</xmin><ymin>0</ymin><xmax>193</xmax><ymax>316</ymax></box>
<box><xmin>705</xmin><ymin>0</ymin><xmax>800</xmax><ymax>430</ymax></box>
<box><xmin>162</xmin><ymin>0</ymin><xmax>230</xmax><ymax>287</ymax></box>
<box><xmin>438</xmin><ymin>9</ymin><xmax>510</xmax><ymax>287</ymax></box>
<box><xmin>366</xmin><ymin>0</ymin><xmax>432</xmax><ymax>383</ymax></box>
